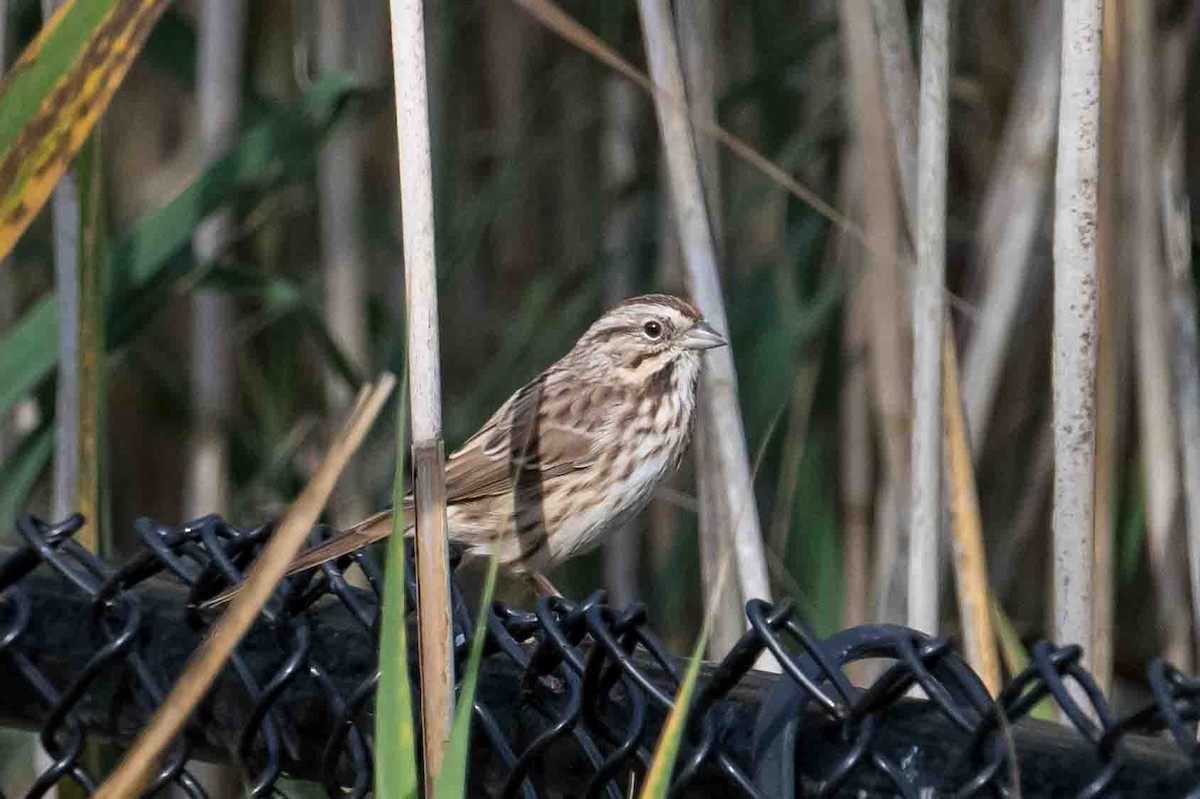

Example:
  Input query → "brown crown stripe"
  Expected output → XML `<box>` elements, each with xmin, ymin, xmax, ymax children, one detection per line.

<box><xmin>613</xmin><ymin>293</ymin><xmax>702</xmax><ymax>320</ymax></box>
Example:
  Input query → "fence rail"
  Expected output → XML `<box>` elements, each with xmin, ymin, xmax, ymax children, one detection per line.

<box><xmin>0</xmin><ymin>512</ymin><xmax>1198</xmax><ymax>798</ymax></box>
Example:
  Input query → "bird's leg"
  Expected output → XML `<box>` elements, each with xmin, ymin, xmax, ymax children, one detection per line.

<box><xmin>529</xmin><ymin>571</ymin><xmax>562</xmax><ymax>598</ymax></box>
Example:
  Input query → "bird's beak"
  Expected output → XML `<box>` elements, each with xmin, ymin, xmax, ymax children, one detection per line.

<box><xmin>680</xmin><ymin>321</ymin><xmax>727</xmax><ymax>350</ymax></box>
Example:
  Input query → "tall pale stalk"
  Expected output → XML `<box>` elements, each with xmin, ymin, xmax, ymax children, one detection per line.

<box><xmin>1124</xmin><ymin>0</ymin><xmax>1191</xmax><ymax>668</ymax></box>
<box><xmin>37</xmin><ymin>0</ymin><xmax>86</xmax><ymax>527</ymax></box>
<box><xmin>1091</xmin><ymin>0</ymin><xmax>1122</xmax><ymax>695</ymax></box>
<box><xmin>1164</xmin><ymin>120</ymin><xmax>1200</xmax><ymax>657</ymax></box>
<box><xmin>839</xmin><ymin>152</ymin><xmax>872</xmax><ymax>632</ymax></box>
<box><xmin>48</xmin><ymin>177</ymin><xmax>80</xmax><ymax>521</ymax></box>
<box><xmin>318</xmin><ymin>1</ymin><xmax>370</xmax><ymax>524</ymax></box>
<box><xmin>907</xmin><ymin>0</ymin><xmax>950</xmax><ymax>635</ymax></box>
<box><xmin>186</xmin><ymin>5</ymin><xmax>247</xmax><ymax>794</ymax></box>
<box><xmin>1162</xmin><ymin>15</ymin><xmax>1200</xmax><ymax>665</ymax></box>
<box><xmin>961</xmin><ymin>0</ymin><xmax>1062</xmax><ymax>452</ymax></box>
<box><xmin>676</xmin><ymin>0</ymin><xmax>722</xmax><ymax>249</ymax></box>
<box><xmin>674</xmin><ymin>0</ymin><xmax>743</xmax><ymax>658</ymax></box>
<box><xmin>601</xmin><ymin>76</ymin><xmax>641</xmax><ymax>609</ymax></box>
<box><xmin>1051</xmin><ymin>0</ymin><xmax>1102</xmax><ymax>659</ymax></box>
<box><xmin>636</xmin><ymin>0</ymin><xmax>773</xmax><ymax>624</ymax></box>
<box><xmin>838</xmin><ymin>0</ymin><xmax>909</xmax><ymax>625</ymax></box>
<box><xmin>868</xmin><ymin>0</ymin><xmax>917</xmax><ymax>223</ymax></box>
<box><xmin>187</xmin><ymin>0</ymin><xmax>246</xmax><ymax>521</ymax></box>
<box><xmin>388</xmin><ymin>0</ymin><xmax>454</xmax><ymax>784</ymax></box>
<box><xmin>44</xmin><ymin>9</ymin><xmax>80</xmax><ymax>519</ymax></box>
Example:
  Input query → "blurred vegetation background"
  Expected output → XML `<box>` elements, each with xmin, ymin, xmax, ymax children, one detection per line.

<box><xmin>2</xmin><ymin>6</ymin><xmax>1200</xmax><ymax>791</ymax></box>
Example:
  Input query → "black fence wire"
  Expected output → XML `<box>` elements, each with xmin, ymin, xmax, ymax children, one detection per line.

<box><xmin>0</xmin><ymin>512</ymin><xmax>1198</xmax><ymax>798</ymax></box>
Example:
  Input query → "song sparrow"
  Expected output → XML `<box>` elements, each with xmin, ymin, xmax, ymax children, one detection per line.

<box><xmin>252</xmin><ymin>294</ymin><xmax>724</xmax><ymax>596</ymax></box>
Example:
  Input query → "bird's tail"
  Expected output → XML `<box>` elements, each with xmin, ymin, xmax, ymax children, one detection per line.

<box><xmin>198</xmin><ymin>508</ymin><xmax>408</xmax><ymax>610</ymax></box>
<box><xmin>282</xmin><ymin>508</ymin><xmax>402</xmax><ymax>575</ymax></box>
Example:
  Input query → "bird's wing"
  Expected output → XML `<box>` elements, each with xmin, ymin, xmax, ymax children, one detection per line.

<box><xmin>442</xmin><ymin>373</ymin><xmax>598</xmax><ymax>503</ymax></box>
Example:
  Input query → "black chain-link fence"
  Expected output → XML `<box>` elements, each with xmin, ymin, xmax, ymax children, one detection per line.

<box><xmin>1</xmin><ymin>512</ymin><xmax>1199</xmax><ymax>797</ymax></box>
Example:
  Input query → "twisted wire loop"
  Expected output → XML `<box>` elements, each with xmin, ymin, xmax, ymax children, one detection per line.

<box><xmin>2</xmin><ymin>514</ymin><xmax>1200</xmax><ymax>797</ymax></box>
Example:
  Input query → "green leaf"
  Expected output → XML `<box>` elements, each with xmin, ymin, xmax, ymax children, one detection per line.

<box><xmin>639</xmin><ymin>615</ymin><xmax>712</xmax><ymax>799</ymax></box>
<box><xmin>792</xmin><ymin>441</ymin><xmax>841</xmax><ymax>636</ymax></box>
<box><xmin>1118</xmin><ymin>491</ymin><xmax>1145</xmax><ymax>584</ymax></box>
<box><xmin>0</xmin><ymin>426</ymin><xmax>53</xmax><ymax>535</ymax></box>
<box><xmin>433</xmin><ymin>549</ymin><xmax>500</xmax><ymax>799</ymax></box>
<box><xmin>375</xmin><ymin>388</ymin><xmax>419</xmax><ymax>799</ymax></box>
<box><xmin>991</xmin><ymin>599</ymin><xmax>1054</xmax><ymax>722</ymax></box>
<box><xmin>0</xmin><ymin>297</ymin><xmax>55</xmax><ymax>419</ymax></box>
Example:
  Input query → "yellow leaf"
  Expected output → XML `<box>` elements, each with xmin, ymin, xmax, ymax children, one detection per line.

<box><xmin>0</xmin><ymin>0</ymin><xmax>169</xmax><ymax>260</ymax></box>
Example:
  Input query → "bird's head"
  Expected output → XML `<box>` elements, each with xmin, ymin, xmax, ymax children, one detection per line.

<box><xmin>572</xmin><ymin>294</ymin><xmax>727</xmax><ymax>385</ymax></box>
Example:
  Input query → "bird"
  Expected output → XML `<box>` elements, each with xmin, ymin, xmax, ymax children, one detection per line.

<box><xmin>210</xmin><ymin>294</ymin><xmax>726</xmax><ymax>604</ymax></box>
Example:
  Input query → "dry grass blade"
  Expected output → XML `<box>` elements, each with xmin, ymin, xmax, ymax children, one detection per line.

<box><xmin>91</xmin><ymin>375</ymin><xmax>396</xmax><ymax>798</ymax></box>
<box><xmin>942</xmin><ymin>332</ymin><xmax>1001</xmax><ymax>694</ymax></box>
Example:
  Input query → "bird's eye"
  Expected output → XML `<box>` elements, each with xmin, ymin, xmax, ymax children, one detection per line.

<box><xmin>643</xmin><ymin>320</ymin><xmax>663</xmax><ymax>339</ymax></box>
